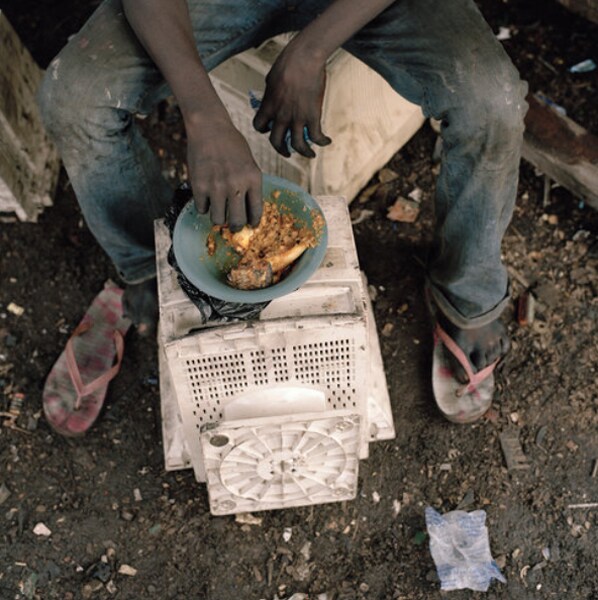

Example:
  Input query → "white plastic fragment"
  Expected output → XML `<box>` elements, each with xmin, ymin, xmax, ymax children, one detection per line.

<box><xmin>372</xmin><ymin>491</ymin><xmax>381</xmax><ymax>504</ymax></box>
<box><xmin>235</xmin><ymin>512</ymin><xmax>263</xmax><ymax>526</ymax></box>
<box><xmin>569</xmin><ymin>59</ymin><xmax>596</xmax><ymax>73</ymax></box>
<box><xmin>408</xmin><ymin>187</ymin><xmax>423</xmax><ymax>203</ymax></box>
<box><xmin>496</xmin><ymin>26</ymin><xmax>512</xmax><ymax>40</ymax></box>
<box><xmin>33</xmin><ymin>522</ymin><xmax>52</xmax><ymax>537</ymax></box>
<box><xmin>351</xmin><ymin>208</ymin><xmax>375</xmax><ymax>225</ymax></box>
<box><xmin>133</xmin><ymin>488</ymin><xmax>142</xmax><ymax>502</ymax></box>
<box><xmin>283</xmin><ymin>527</ymin><xmax>293</xmax><ymax>542</ymax></box>
<box><xmin>425</xmin><ymin>507</ymin><xmax>506</xmax><ymax>592</ymax></box>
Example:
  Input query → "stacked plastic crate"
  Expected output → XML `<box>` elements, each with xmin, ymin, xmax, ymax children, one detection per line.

<box><xmin>156</xmin><ymin>196</ymin><xmax>395</xmax><ymax>515</ymax></box>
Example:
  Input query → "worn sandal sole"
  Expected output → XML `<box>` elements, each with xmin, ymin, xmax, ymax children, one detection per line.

<box><xmin>42</xmin><ymin>281</ymin><xmax>131</xmax><ymax>436</ymax></box>
<box><xmin>432</xmin><ymin>324</ymin><xmax>497</xmax><ymax>424</ymax></box>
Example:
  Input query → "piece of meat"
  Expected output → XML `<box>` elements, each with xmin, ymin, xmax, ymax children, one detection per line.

<box><xmin>227</xmin><ymin>260</ymin><xmax>273</xmax><ymax>290</ymax></box>
<box><xmin>211</xmin><ymin>198</ymin><xmax>318</xmax><ymax>290</ymax></box>
<box><xmin>227</xmin><ymin>241</ymin><xmax>311</xmax><ymax>290</ymax></box>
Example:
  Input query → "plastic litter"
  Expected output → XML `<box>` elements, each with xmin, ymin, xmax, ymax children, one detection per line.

<box><xmin>569</xmin><ymin>59</ymin><xmax>596</xmax><ymax>73</ymax></box>
<box><xmin>496</xmin><ymin>26</ymin><xmax>511</xmax><ymax>41</ymax></box>
<box><xmin>425</xmin><ymin>507</ymin><xmax>506</xmax><ymax>592</ymax></box>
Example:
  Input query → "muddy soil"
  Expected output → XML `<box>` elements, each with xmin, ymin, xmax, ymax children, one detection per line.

<box><xmin>1</xmin><ymin>1</ymin><xmax>597</xmax><ymax>599</ymax></box>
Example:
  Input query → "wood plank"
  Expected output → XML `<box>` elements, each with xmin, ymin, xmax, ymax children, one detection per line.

<box><xmin>555</xmin><ymin>0</ymin><xmax>598</xmax><ymax>24</ymax></box>
<box><xmin>522</xmin><ymin>93</ymin><xmax>598</xmax><ymax>210</ymax></box>
<box><xmin>0</xmin><ymin>10</ymin><xmax>59</xmax><ymax>221</ymax></box>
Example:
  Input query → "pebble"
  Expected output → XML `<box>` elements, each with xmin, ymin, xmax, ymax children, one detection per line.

<box><xmin>0</xmin><ymin>482</ymin><xmax>11</xmax><ymax>505</ymax></box>
<box><xmin>106</xmin><ymin>580</ymin><xmax>117</xmax><ymax>594</ymax></box>
<box><xmin>33</xmin><ymin>522</ymin><xmax>52</xmax><ymax>537</ymax></box>
<box><xmin>118</xmin><ymin>564</ymin><xmax>137</xmax><ymax>576</ymax></box>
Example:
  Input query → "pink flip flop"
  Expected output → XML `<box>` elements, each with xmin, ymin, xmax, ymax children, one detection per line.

<box><xmin>432</xmin><ymin>323</ymin><xmax>498</xmax><ymax>424</ymax></box>
<box><xmin>43</xmin><ymin>281</ymin><xmax>132</xmax><ymax>437</ymax></box>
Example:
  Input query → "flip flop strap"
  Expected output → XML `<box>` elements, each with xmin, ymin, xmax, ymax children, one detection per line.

<box><xmin>65</xmin><ymin>321</ymin><xmax>125</xmax><ymax>410</ymax></box>
<box><xmin>435</xmin><ymin>323</ymin><xmax>497</xmax><ymax>386</ymax></box>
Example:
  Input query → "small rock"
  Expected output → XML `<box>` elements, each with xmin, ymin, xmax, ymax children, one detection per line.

<box><xmin>120</xmin><ymin>509</ymin><xmax>135</xmax><ymax>522</ymax></box>
<box><xmin>33</xmin><ymin>522</ymin><xmax>52</xmax><ymax>537</ymax></box>
<box><xmin>118</xmin><ymin>564</ymin><xmax>137</xmax><ymax>576</ymax></box>
<box><xmin>299</xmin><ymin>541</ymin><xmax>312</xmax><ymax>561</ymax></box>
<box><xmin>106</xmin><ymin>580</ymin><xmax>117</xmax><ymax>594</ymax></box>
<box><xmin>282</xmin><ymin>527</ymin><xmax>292</xmax><ymax>542</ymax></box>
<box><xmin>495</xmin><ymin>554</ymin><xmax>507</xmax><ymax>569</ymax></box>
<box><xmin>381</xmin><ymin>323</ymin><xmax>394</xmax><ymax>337</ymax></box>
<box><xmin>378</xmin><ymin>167</ymin><xmax>399</xmax><ymax>184</ymax></box>
<box><xmin>387</xmin><ymin>197</ymin><xmax>420</xmax><ymax>223</ymax></box>
<box><xmin>358</xmin><ymin>183</ymin><xmax>380</xmax><ymax>204</ymax></box>
<box><xmin>7</xmin><ymin>303</ymin><xmax>25</xmax><ymax>317</ymax></box>
<box><xmin>0</xmin><ymin>482</ymin><xmax>11</xmax><ymax>505</ymax></box>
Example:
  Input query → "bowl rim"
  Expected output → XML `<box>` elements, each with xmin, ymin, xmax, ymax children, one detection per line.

<box><xmin>172</xmin><ymin>174</ymin><xmax>328</xmax><ymax>303</ymax></box>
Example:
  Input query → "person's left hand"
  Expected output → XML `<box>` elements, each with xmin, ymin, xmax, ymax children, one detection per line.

<box><xmin>253</xmin><ymin>44</ymin><xmax>332</xmax><ymax>158</ymax></box>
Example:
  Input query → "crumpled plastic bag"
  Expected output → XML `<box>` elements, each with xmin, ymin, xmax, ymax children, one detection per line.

<box><xmin>425</xmin><ymin>507</ymin><xmax>506</xmax><ymax>592</ymax></box>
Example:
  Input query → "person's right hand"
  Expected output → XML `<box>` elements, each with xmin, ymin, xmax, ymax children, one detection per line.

<box><xmin>186</xmin><ymin>118</ymin><xmax>263</xmax><ymax>231</ymax></box>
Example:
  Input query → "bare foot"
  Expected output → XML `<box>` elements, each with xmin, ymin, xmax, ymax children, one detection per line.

<box><xmin>437</xmin><ymin>313</ymin><xmax>510</xmax><ymax>384</ymax></box>
<box><xmin>123</xmin><ymin>278</ymin><xmax>158</xmax><ymax>338</ymax></box>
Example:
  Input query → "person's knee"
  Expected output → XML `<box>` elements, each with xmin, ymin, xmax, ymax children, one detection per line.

<box><xmin>37</xmin><ymin>58</ymin><xmax>80</xmax><ymax>142</ymax></box>
<box><xmin>464</xmin><ymin>58</ymin><xmax>528</xmax><ymax>144</ymax></box>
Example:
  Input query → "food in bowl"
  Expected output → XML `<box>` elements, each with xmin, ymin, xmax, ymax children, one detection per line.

<box><xmin>207</xmin><ymin>193</ymin><xmax>325</xmax><ymax>290</ymax></box>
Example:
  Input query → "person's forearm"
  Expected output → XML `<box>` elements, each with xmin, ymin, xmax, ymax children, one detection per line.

<box><xmin>121</xmin><ymin>0</ymin><xmax>229</xmax><ymax>128</ymax></box>
<box><xmin>289</xmin><ymin>0</ymin><xmax>396</xmax><ymax>63</ymax></box>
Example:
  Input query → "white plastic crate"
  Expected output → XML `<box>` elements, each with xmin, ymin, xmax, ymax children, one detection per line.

<box><xmin>202</xmin><ymin>411</ymin><xmax>361</xmax><ymax>515</ymax></box>
<box><xmin>210</xmin><ymin>35</ymin><xmax>424</xmax><ymax>202</ymax></box>
<box><xmin>156</xmin><ymin>196</ymin><xmax>395</xmax><ymax>512</ymax></box>
<box><xmin>157</xmin><ymin>195</ymin><xmax>364</xmax><ymax>344</ymax></box>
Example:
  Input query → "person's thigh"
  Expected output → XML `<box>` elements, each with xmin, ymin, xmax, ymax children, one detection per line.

<box><xmin>46</xmin><ymin>0</ymin><xmax>290</xmax><ymax>120</ymax></box>
<box><xmin>343</xmin><ymin>0</ymin><xmax>524</xmax><ymax>119</ymax></box>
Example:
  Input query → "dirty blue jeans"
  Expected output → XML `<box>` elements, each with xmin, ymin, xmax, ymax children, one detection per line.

<box><xmin>37</xmin><ymin>0</ymin><xmax>528</xmax><ymax>329</ymax></box>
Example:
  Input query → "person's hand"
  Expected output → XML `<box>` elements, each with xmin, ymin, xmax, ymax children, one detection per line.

<box><xmin>186</xmin><ymin>119</ymin><xmax>263</xmax><ymax>231</ymax></box>
<box><xmin>253</xmin><ymin>44</ymin><xmax>332</xmax><ymax>158</ymax></box>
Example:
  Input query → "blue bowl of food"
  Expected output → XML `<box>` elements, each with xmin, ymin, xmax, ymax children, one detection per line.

<box><xmin>172</xmin><ymin>174</ymin><xmax>328</xmax><ymax>303</ymax></box>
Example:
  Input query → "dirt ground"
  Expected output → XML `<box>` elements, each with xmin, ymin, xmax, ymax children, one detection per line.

<box><xmin>1</xmin><ymin>1</ymin><xmax>597</xmax><ymax>599</ymax></box>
